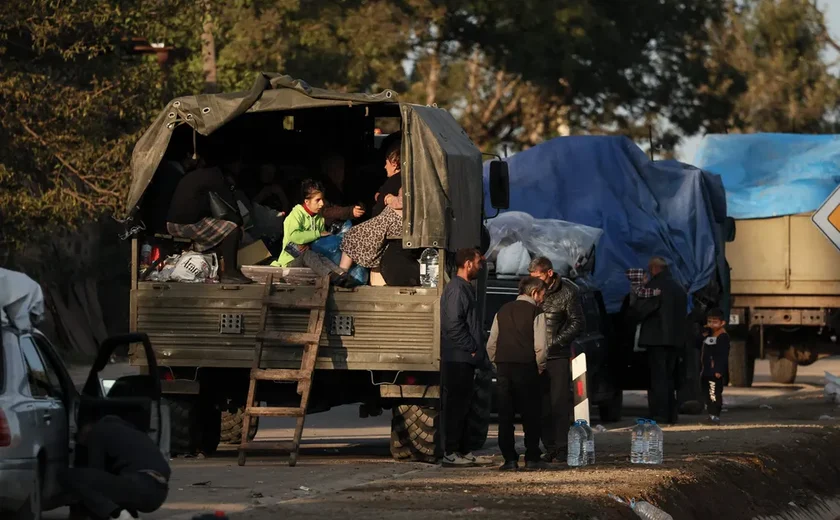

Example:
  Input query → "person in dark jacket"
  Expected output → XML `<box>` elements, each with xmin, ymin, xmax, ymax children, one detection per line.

<box><xmin>633</xmin><ymin>256</ymin><xmax>688</xmax><ymax>424</ymax></box>
<box><xmin>166</xmin><ymin>165</ymin><xmax>252</xmax><ymax>284</ymax></box>
<box><xmin>528</xmin><ymin>257</ymin><xmax>584</xmax><ymax>462</ymax></box>
<box><xmin>439</xmin><ymin>247</ymin><xmax>486</xmax><ymax>466</ymax></box>
<box><xmin>62</xmin><ymin>415</ymin><xmax>170</xmax><ymax>520</ymax></box>
<box><xmin>319</xmin><ymin>154</ymin><xmax>365</xmax><ymax>227</ymax></box>
<box><xmin>487</xmin><ymin>276</ymin><xmax>549</xmax><ymax>471</ymax></box>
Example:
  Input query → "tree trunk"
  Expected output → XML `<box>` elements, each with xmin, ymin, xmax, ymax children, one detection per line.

<box><xmin>201</xmin><ymin>2</ymin><xmax>218</xmax><ymax>94</ymax></box>
<box><xmin>425</xmin><ymin>45</ymin><xmax>441</xmax><ymax>106</ymax></box>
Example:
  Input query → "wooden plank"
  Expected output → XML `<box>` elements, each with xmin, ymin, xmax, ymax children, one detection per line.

<box><xmin>245</xmin><ymin>406</ymin><xmax>305</xmax><ymax>417</ymax></box>
<box><xmin>239</xmin><ymin>440</ymin><xmax>297</xmax><ymax>452</ymax></box>
<box><xmin>257</xmin><ymin>331</ymin><xmax>321</xmax><ymax>345</ymax></box>
<box><xmin>250</xmin><ymin>368</ymin><xmax>306</xmax><ymax>381</ymax></box>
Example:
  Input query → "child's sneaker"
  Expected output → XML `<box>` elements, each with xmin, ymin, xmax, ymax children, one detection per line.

<box><xmin>708</xmin><ymin>415</ymin><xmax>721</xmax><ymax>425</ymax></box>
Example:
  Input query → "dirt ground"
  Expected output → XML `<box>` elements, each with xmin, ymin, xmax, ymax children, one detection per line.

<box><xmin>232</xmin><ymin>387</ymin><xmax>840</xmax><ymax>520</ymax></box>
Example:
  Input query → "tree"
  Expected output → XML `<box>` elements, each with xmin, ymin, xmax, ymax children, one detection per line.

<box><xmin>685</xmin><ymin>0</ymin><xmax>840</xmax><ymax>134</ymax></box>
<box><xmin>0</xmin><ymin>0</ymin><xmax>195</xmax><ymax>250</ymax></box>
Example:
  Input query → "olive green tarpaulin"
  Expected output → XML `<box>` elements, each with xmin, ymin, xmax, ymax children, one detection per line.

<box><xmin>127</xmin><ymin>73</ymin><xmax>483</xmax><ymax>251</ymax></box>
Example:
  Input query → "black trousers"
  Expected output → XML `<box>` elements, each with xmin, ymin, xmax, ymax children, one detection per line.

<box><xmin>703</xmin><ymin>376</ymin><xmax>724</xmax><ymax>416</ymax></box>
<box><xmin>59</xmin><ymin>468</ymin><xmax>168</xmax><ymax>520</ymax></box>
<box><xmin>541</xmin><ymin>357</ymin><xmax>571</xmax><ymax>453</ymax></box>
<box><xmin>496</xmin><ymin>363</ymin><xmax>542</xmax><ymax>462</ymax></box>
<box><xmin>441</xmin><ymin>361</ymin><xmax>475</xmax><ymax>455</ymax></box>
<box><xmin>647</xmin><ymin>345</ymin><xmax>679</xmax><ymax>423</ymax></box>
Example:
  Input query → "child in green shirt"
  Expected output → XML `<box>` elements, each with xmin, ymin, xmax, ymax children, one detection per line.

<box><xmin>272</xmin><ymin>179</ymin><xmax>348</xmax><ymax>285</ymax></box>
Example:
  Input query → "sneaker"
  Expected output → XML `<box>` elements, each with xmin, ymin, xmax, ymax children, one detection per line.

<box><xmin>460</xmin><ymin>452</ymin><xmax>494</xmax><ymax>465</ymax></box>
<box><xmin>524</xmin><ymin>460</ymin><xmax>550</xmax><ymax>471</ymax></box>
<box><xmin>442</xmin><ymin>452</ymin><xmax>474</xmax><ymax>467</ymax></box>
<box><xmin>542</xmin><ymin>450</ymin><xmax>560</xmax><ymax>463</ymax></box>
<box><xmin>709</xmin><ymin>415</ymin><xmax>721</xmax><ymax>425</ymax></box>
<box><xmin>499</xmin><ymin>460</ymin><xmax>518</xmax><ymax>471</ymax></box>
<box><xmin>113</xmin><ymin>510</ymin><xmax>139</xmax><ymax>520</ymax></box>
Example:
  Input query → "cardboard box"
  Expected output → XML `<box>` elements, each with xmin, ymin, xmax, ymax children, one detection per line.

<box><xmin>370</xmin><ymin>268</ymin><xmax>386</xmax><ymax>287</ymax></box>
<box><xmin>238</xmin><ymin>239</ymin><xmax>272</xmax><ymax>267</ymax></box>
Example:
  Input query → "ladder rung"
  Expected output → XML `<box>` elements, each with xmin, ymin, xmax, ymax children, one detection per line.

<box><xmin>246</xmin><ymin>406</ymin><xmax>305</xmax><ymax>417</ymax></box>
<box><xmin>251</xmin><ymin>368</ymin><xmax>309</xmax><ymax>381</ymax></box>
<box><xmin>263</xmin><ymin>297</ymin><xmax>324</xmax><ymax>309</ymax></box>
<box><xmin>256</xmin><ymin>331</ymin><xmax>321</xmax><ymax>345</ymax></box>
<box><xmin>240</xmin><ymin>440</ymin><xmax>296</xmax><ymax>452</ymax></box>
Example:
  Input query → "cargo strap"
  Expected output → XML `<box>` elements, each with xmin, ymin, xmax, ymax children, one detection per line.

<box><xmin>237</xmin><ymin>272</ymin><xmax>330</xmax><ymax>467</ymax></box>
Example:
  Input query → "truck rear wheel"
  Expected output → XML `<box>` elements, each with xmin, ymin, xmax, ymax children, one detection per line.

<box><xmin>465</xmin><ymin>369</ymin><xmax>492</xmax><ymax>452</ymax></box>
<box><xmin>728</xmin><ymin>340</ymin><xmax>755</xmax><ymax>387</ymax></box>
<box><xmin>599</xmin><ymin>389</ymin><xmax>623</xmax><ymax>423</ymax></box>
<box><xmin>166</xmin><ymin>397</ymin><xmax>198</xmax><ymax>455</ymax></box>
<box><xmin>390</xmin><ymin>405</ymin><xmax>439</xmax><ymax>463</ymax></box>
<box><xmin>220</xmin><ymin>407</ymin><xmax>259</xmax><ymax>445</ymax></box>
<box><xmin>769</xmin><ymin>355</ymin><xmax>798</xmax><ymax>384</ymax></box>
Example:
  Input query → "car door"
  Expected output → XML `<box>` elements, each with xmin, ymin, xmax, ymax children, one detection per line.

<box><xmin>79</xmin><ymin>333</ymin><xmax>168</xmax><ymax>457</ymax></box>
<box><xmin>18</xmin><ymin>335</ymin><xmax>68</xmax><ymax>505</ymax></box>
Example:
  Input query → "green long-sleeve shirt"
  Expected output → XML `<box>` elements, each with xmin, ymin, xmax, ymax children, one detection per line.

<box><xmin>272</xmin><ymin>204</ymin><xmax>325</xmax><ymax>267</ymax></box>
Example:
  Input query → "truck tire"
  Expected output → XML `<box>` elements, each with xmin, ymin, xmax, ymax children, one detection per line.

<box><xmin>728</xmin><ymin>340</ymin><xmax>755</xmax><ymax>387</ymax></box>
<box><xmin>769</xmin><ymin>355</ymin><xmax>798</xmax><ymax>384</ymax></box>
<box><xmin>220</xmin><ymin>407</ymin><xmax>259</xmax><ymax>445</ymax></box>
<box><xmin>390</xmin><ymin>405</ymin><xmax>439</xmax><ymax>463</ymax></box>
<box><xmin>598</xmin><ymin>389</ymin><xmax>623</xmax><ymax>423</ymax></box>
<box><xmin>465</xmin><ymin>369</ymin><xmax>492</xmax><ymax>452</ymax></box>
<box><xmin>166</xmin><ymin>397</ymin><xmax>199</xmax><ymax>455</ymax></box>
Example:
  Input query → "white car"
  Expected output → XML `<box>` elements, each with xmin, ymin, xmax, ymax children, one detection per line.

<box><xmin>0</xmin><ymin>268</ymin><xmax>169</xmax><ymax>519</ymax></box>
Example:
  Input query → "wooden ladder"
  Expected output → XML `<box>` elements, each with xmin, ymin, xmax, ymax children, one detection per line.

<box><xmin>237</xmin><ymin>272</ymin><xmax>330</xmax><ymax>467</ymax></box>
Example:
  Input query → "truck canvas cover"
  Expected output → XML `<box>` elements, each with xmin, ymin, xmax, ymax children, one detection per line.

<box><xmin>126</xmin><ymin>73</ymin><xmax>482</xmax><ymax>251</ymax></box>
<box><xmin>482</xmin><ymin>136</ymin><xmax>727</xmax><ymax>313</ymax></box>
<box><xmin>694</xmin><ymin>133</ymin><xmax>840</xmax><ymax>219</ymax></box>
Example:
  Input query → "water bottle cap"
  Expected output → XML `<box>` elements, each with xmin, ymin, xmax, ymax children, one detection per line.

<box><xmin>650</xmin><ymin>420</ymin><xmax>657</xmax><ymax>425</ymax></box>
<box><xmin>636</xmin><ymin>419</ymin><xmax>645</xmax><ymax>424</ymax></box>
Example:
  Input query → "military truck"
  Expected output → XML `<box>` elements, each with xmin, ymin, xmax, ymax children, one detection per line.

<box><xmin>122</xmin><ymin>74</ymin><xmax>506</xmax><ymax>461</ymax></box>
<box><xmin>726</xmin><ymin>213</ymin><xmax>840</xmax><ymax>386</ymax></box>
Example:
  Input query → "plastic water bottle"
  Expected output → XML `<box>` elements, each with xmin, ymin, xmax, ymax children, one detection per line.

<box><xmin>420</xmin><ymin>248</ymin><xmax>439</xmax><ymax>287</ymax></box>
<box><xmin>580</xmin><ymin>420</ymin><xmax>595</xmax><ymax>465</ymax></box>
<box><xmin>630</xmin><ymin>419</ymin><xmax>647</xmax><ymax>464</ymax></box>
<box><xmin>567</xmin><ymin>420</ymin><xmax>587</xmax><ymax>467</ymax></box>
<box><xmin>140</xmin><ymin>242</ymin><xmax>153</xmax><ymax>268</ymax></box>
<box><xmin>646</xmin><ymin>420</ymin><xmax>664</xmax><ymax>465</ymax></box>
<box><xmin>630</xmin><ymin>500</ymin><xmax>673</xmax><ymax>520</ymax></box>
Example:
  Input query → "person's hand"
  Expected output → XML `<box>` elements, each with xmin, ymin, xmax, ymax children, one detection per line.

<box><xmin>471</xmin><ymin>352</ymin><xmax>476</xmax><ymax>358</ymax></box>
<box><xmin>352</xmin><ymin>205</ymin><xmax>365</xmax><ymax>218</ymax></box>
<box><xmin>715</xmin><ymin>372</ymin><xmax>722</xmax><ymax>378</ymax></box>
<box><xmin>321</xmin><ymin>231</ymin><xmax>332</xmax><ymax>237</ymax></box>
<box><xmin>384</xmin><ymin>194</ymin><xmax>394</xmax><ymax>206</ymax></box>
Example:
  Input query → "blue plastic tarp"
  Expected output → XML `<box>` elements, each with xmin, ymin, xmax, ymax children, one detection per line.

<box><xmin>694</xmin><ymin>133</ymin><xmax>840</xmax><ymax>219</ymax></box>
<box><xmin>483</xmin><ymin>136</ymin><xmax>726</xmax><ymax>313</ymax></box>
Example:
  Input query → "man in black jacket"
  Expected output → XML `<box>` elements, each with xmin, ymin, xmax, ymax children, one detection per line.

<box><xmin>439</xmin><ymin>247</ymin><xmax>486</xmax><ymax>466</ymax></box>
<box><xmin>528</xmin><ymin>257</ymin><xmax>584</xmax><ymax>462</ymax></box>
<box><xmin>634</xmin><ymin>256</ymin><xmax>688</xmax><ymax>424</ymax></box>
<box><xmin>62</xmin><ymin>415</ymin><xmax>170</xmax><ymax>520</ymax></box>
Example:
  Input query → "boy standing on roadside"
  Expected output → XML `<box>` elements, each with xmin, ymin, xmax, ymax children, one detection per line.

<box><xmin>702</xmin><ymin>308</ymin><xmax>730</xmax><ymax>424</ymax></box>
<box><xmin>487</xmin><ymin>276</ymin><xmax>549</xmax><ymax>471</ymax></box>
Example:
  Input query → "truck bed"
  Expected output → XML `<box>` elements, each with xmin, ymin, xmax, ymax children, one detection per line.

<box><xmin>728</xmin><ymin>214</ymin><xmax>840</xmax><ymax>304</ymax></box>
<box><xmin>130</xmin><ymin>266</ymin><xmax>441</xmax><ymax>372</ymax></box>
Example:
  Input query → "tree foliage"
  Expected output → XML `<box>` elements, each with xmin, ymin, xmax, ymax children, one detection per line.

<box><xmin>3</xmin><ymin>0</ymin><xmax>840</xmax><ymax>249</ymax></box>
<box><xmin>687</xmin><ymin>0</ymin><xmax>840</xmax><ymax>134</ymax></box>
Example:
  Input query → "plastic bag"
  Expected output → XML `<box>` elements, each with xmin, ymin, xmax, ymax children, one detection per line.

<box><xmin>169</xmin><ymin>252</ymin><xmax>219</xmax><ymax>283</ymax></box>
<box><xmin>487</xmin><ymin>212</ymin><xmax>603</xmax><ymax>277</ymax></box>
<box><xmin>310</xmin><ymin>222</ymin><xmax>369</xmax><ymax>286</ymax></box>
<box><xmin>495</xmin><ymin>241</ymin><xmax>531</xmax><ymax>276</ymax></box>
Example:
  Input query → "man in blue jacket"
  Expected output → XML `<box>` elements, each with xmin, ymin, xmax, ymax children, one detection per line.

<box><xmin>439</xmin><ymin>247</ymin><xmax>486</xmax><ymax>466</ymax></box>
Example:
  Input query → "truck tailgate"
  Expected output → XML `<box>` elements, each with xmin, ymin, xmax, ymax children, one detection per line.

<box><xmin>131</xmin><ymin>281</ymin><xmax>440</xmax><ymax>372</ymax></box>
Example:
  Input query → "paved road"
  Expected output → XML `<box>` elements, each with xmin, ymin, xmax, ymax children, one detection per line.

<box><xmin>46</xmin><ymin>357</ymin><xmax>840</xmax><ymax>519</ymax></box>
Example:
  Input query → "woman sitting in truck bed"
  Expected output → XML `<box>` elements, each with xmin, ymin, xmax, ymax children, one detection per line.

<box><xmin>166</xmin><ymin>160</ymin><xmax>252</xmax><ymax>284</ymax></box>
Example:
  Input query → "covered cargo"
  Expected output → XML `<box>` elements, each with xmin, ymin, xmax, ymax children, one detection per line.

<box><xmin>483</xmin><ymin>136</ymin><xmax>727</xmax><ymax>313</ymax></box>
